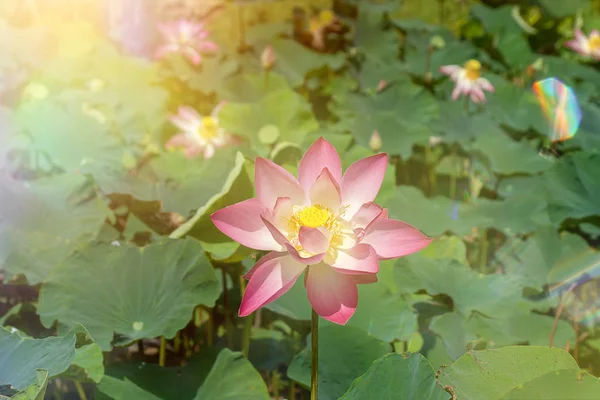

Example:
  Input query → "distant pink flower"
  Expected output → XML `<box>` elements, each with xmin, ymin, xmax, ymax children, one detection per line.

<box><xmin>261</xmin><ymin>46</ymin><xmax>276</xmax><ymax>70</ymax></box>
<box><xmin>211</xmin><ymin>138</ymin><xmax>431</xmax><ymax>324</ymax></box>
<box><xmin>440</xmin><ymin>59</ymin><xmax>495</xmax><ymax>103</ymax></box>
<box><xmin>565</xmin><ymin>29</ymin><xmax>600</xmax><ymax>59</ymax></box>
<box><xmin>155</xmin><ymin>19</ymin><xmax>218</xmax><ymax>65</ymax></box>
<box><xmin>377</xmin><ymin>80</ymin><xmax>387</xmax><ymax>92</ymax></box>
<box><xmin>166</xmin><ymin>102</ymin><xmax>228</xmax><ymax>159</ymax></box>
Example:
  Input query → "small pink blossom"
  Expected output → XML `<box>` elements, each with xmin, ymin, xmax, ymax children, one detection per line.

<box><xmin>440</xmin><ymin>59</ymin><xmax>495</xmax><ymax>103</ymax></box>
<box><xmin>377</xmin><ymin>80</ymin><xmax>387</xmax><ymax>92</ymax></box>
<box><xmin>211</xmin><ymin>138</ymin><xmax>431</xmax><ymax>324</ymax></box>
<box><xmin>565</xmin><ymin>28</ymin><xmax>600</xmax><ymax>60</ymax></box>
<box><xmin>261</xmin><ymin>46</ymin><xmax>276</xmax><ymax>70</ymax></box>
<box><xmin>155</xmin><ymin>19</ymin><xmax>218</xmax><ymax>65</ymax></box>
<box><xmin>165</xmin><ymin>102</ymin><xmax>228</xmax><ymax>159</ymax></box>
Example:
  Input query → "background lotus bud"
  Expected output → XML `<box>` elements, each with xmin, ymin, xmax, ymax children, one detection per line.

<box><xmin>369</xmin><ymin>130</ymin><xmax>382</xmax><ymax>151</ymax></box>
<box><xmin>261</xmin><ymin>46</ymin><xmax>276</xmax><ymax>70</ymax></box>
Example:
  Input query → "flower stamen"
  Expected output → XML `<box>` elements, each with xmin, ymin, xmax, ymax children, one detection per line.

<box><xmin>464</xmin><ymin>59</ymin><xmax>481</xmax><ymax>81</ymax></box>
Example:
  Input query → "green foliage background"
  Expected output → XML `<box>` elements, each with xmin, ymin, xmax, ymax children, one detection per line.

<box><xmin>1</xmin><ymin>0</ymin><xmax>600</xmax><ymax>399</ymax></box>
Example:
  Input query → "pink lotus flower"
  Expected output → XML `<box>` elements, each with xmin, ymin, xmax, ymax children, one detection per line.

<box><xmin>440</xmin><ymin>60</ymin><xmax>495</xmax><ymax>103</ymax></box>
<box><xmin>210</xmin><ymin>138</ymin><xmax>431</xmax><ymax>324</ymax></box>
<box><xmin>565</xmin><ymin>29</ymin><xmax>600</xmax><ymax>60</ymax></box>
<box><xmin>155</xmin><ymin>19</ymin><xmax>218</xmax><ymax>65</ymax></box>
<box><xmin>165</xmin><ymin>103</ymin><xmax>228</xmax><ymax>159</ymax></box>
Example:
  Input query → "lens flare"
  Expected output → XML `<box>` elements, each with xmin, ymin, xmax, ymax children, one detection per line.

<box><xmin>532</xmin><ymin>77</ymin><xmax>582</xmax><ymax>142</ymax></box>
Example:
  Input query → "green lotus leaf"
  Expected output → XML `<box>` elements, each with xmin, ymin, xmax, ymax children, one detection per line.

<box><xmin>38</xmin><ymin>238</ymin><xmax>220</xmax><ymax>350</ymax></box>
<box><xmin>194</xmin><ymin>349</ymin><xmax>269</xmax><ymax>400</ymax></box>
<box><xmin>339</xmin><ymin>353</ymin><xmax>449</xmax><ymax>400</ymax></box>
<box><xmin>7</xmin><ymin>370</ymin><xmax>48</xmax><ymax>400</ymax></box>
<box><xmin>219</xmin><ymin>80</ymin><xmax>318</xmax><ymax>148</ymax></box>
<box><xmin>0</xmin><ymin>174</ymin><xmax>109</xmax><ymax>284</ymax></box>
<box><xmin>431</xmin><ymin>311</ymin><xmax>575</xmax><ymax>360</ymax></box>
<box><xmin>544</xmin><ymin>151</ymin><xmax>600</xmax><ymax>223</ymax></box>
<box><xmin>395</xmin><ymin>254</ymin><xmax>523</xmax><ymax>318</ymax></box>
<box><xmin>338</xmin><ymin>81</ymin><xmax>438</xmax><ymax>158</ymax></box>
<box><xmin>437</xmin><ymin>346</ymin><xmax>585</xmax><ymax>400</ymax></box>
<box><xmin>501</xmin><ymin>368</ymin><xmax>600</xmax><ymax>399</ymax></box>
<box><xmin>0</xmin><ymin>324</ymin><xmax>98</xmax><ymax>391</ymax></box>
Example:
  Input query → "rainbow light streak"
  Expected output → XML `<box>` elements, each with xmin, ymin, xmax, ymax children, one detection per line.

<box><xmin>532</xmin><ymin>77</ymin><xmax>582</xmax><ymax>142</ymax></box>
<box><xmin>547</xmin><ymin>253</ymin><xmax>600</xmax><ymax>298</ymax></box>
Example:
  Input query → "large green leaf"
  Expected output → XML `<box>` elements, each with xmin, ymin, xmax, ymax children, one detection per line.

<box><xmin>97</xmin><ymin>149</ymin><xmax>248</xmax><ymax>220</ymax></box>
<box><xmin>0</xmin><ymin>174</ymin><xmax>109</xmax><ymax>284</ymax></box>
<box><xmin>166</xmin><ymin>56</ymin><xmax>238</xmax><ymax>96</ymax></box>
<box><xmin>38</xmin><ymin>238</ymin><xmax>220</xmax><ymax>350</ymax></box>
<box><xmin>194</xmin><ymin>349</ymin><xmax>269</xmax><ymax>400</ymax></box>
<box><xmin>343</xmin><ymin>283</ymin><xmax>418</xmax><ymax>342</ymax></box>
<box><xmin>0</xmin><ymin>325</ymin><xmax>97</xmax><ymax>390</ymax></box>
<box><xmin>96</xmin><ymin>377</ymin><xmax>161</xmax><ymax>400</ymax></box>
<box><xmin>97</xmin><ymin>348</ymin><xmax>268</xmax><ymax>400</ymax></box>
<box><xmin>492</xmin><ymin>226</ymin><xmax>599</xmax><ymax>290</ymax></box>
<box><xmin>385</xmin><ymin>186</ymin><xmax>461</xmax><ymax>236</ymax></box>
<box><xmin>287</xmin><ymin>325</ymin><xmax>391</xmax><ymax>400</ymax></box>
<box><xmin>269</xmin><ymin>38</ymin><xmax>345</xmax><ymax>87</ymax></box>
<box><xmin>169</xmin><ymin>152</ymin><xmax>253</xmax><ymax>259</ymax></box>
<box><xmin>404</xmin><ymin>31</ymin><xmax>478</xmax><ymax>80</ymax></box>
<box><xmin>338</xmin><ymin>82</ymin><xmax>439</xmax><ymax>158</ymax></box>
<box><xmin>339</xmin><ymin>353</ymin><xmax>449</xmax><ymax>400</ymax></box>
<box><xmin>8</xmin><ymin>370</ymin><xmax>48</xmax><ymax>400</ymax></box>
<box><xmin>15</xmin><ymin>101</ymin><xmax>126</xmax><ymax>173</ymax></box>
<box><xmin>430</xmin><ymin>311</ymin><xmax>575</xmax><ymax>360</ymax></box>
<box><xmin>484</xmin><ymin>80</ymin><xmax>546</xmax><ymax>133</ymax></box>
<box><xmin>437</xmin><ymin>346</ymin><xmax>584</xmax><ymax>400</ymax></box>
<box><xmin>501</xmin><ymin>368</ymin><xmax>600</xmax><ymax>399</ymax></box>
<box><xmin>385</xmin><ymin>185</ymin><xmax>549</xmax><ymax>237</ymax></box>
<box><xmin>435</xmin><ymin>102</ymin><xmax>503</xmax><ymax>145</ymax></box>
<box><xmin>219</xmin><ymin>76</ymin><xmax>318</xmax><ymax>149</ymax></box>
<box><xmin>538</xmin><ymin>0</ymin><xmax>590</xmax><ymax>17</ymax></box>
<box><xmin>470</xmin><ymin>132</ymin><xmax>553</xmax><ymax>175</ymax></box>
<box><xmin>394</xmin><ymin>255</ymin><xmax>523</xmax><ymax>318</ymax></box>
<box><xmin>545</xmin><ymin>151</ymin><xmax>600</xmax><ymax>223</ymax></box>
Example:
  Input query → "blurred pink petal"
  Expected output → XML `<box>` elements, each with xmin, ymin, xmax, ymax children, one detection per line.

<box><xmin>362</xmin><ymin>218</ymin><xmax>431</xmax><ymax>259</ymax></box>
<box><xmin>309</xmin><ymin>168</ymin><xmax>342</xmax><ymax>211</ymax></box>
<box><xmin>211</xmin><ymin>198</ymin><xmax>283</xmax><ymax>251</ymax></box>
<box><xmin>239</xmin><ymin>253</ymin><xmax>306</xmax><ymax>317</ymax></box>
<box><xmin>341</xmin><ymin>153</ymin><xmax>388</xmax><ymax>218</ymax></box>
<box><xmin>331</xmin><ymin>243</ymin><xmax>379</xmax><ymax>275</ymax></box>
<box><xmin>306</xmin><ymin>263</ymin><xmax>358</xmax><ymax>325</ymax></box>
<box><xmin>298</xmin><ymin>137</ymin><xmax>342</xmax><ymax>191</ymax></box>
<box><xmin>299</xmin><ymin>226</ymin><xmax>330</xmax><ymax>254</ymax></box>
<box><xmin>351</xmin><ymin>202</ymin><xmax>383</xmax><ymax>230</ymax></box>
<box><xmin>255</xmin><ymin>157</ymin><xmax>306</xmax><ymax>210</ymax></box>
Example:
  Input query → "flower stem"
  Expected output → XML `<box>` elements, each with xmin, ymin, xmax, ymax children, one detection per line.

<box><xmin>272</xmin><ymin>371</ymin><xmax>280</xmax><ymax>398</ymax></box>
<box><xmin>74</xmin><ymin>381</ymin><xmax>87</xmax><ymax>400</ymax></box>
<box><xmin>479</xmin><ymin>228</ymin><xmax>488</xmax><ymax>273</ymax></box>
<box><xmin>289</xmin><ymin>380</ymin><xmax>296</xmax><ymax>400</ymax></box>
<box><xmin>549</xmin><ymin>283</ymin><xmax>577</xmax><ymax>347</ymax></box>
<box><xmin>310</xmin><ymin>308</ymin><xmax>319</xmax><ymax>400</ymax></box>
<box><xmin>264</xmin><ymin>70</ymin><xmax>270</xmax><ymax>91</ymax></box>
<box><xmin>241</xmin><ymin>313</ymin><xmax>253</xmax><ymax>358</ymax></box>
<box><xmin>159</xmin><ymin>337</ymin><xmax>166</xmax><ymax>367</ymax></box>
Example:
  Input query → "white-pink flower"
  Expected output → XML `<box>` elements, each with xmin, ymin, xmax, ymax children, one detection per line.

<box><xmin>165</xmin><ymin>103</ymin><xmax>228</xmax><ymax>159</ymax></box>
<box><xmin>440</xmin><ymin>59</ymin><xmax>495</xmax><ymax>103</ymax></box>
<box><xmin>565</xmin><ymin>28</ymin><xmax>600</xmax><ymax>60</ymax></box>
<box><xmin>211</xmin><ymin>138</ymin><xmax>431</xmax><ymax>325</ymax></box>
<box><xmin>155</xmin><ymin>19</ymin><xmax>218</xmax><ymax>65</ymax></box>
